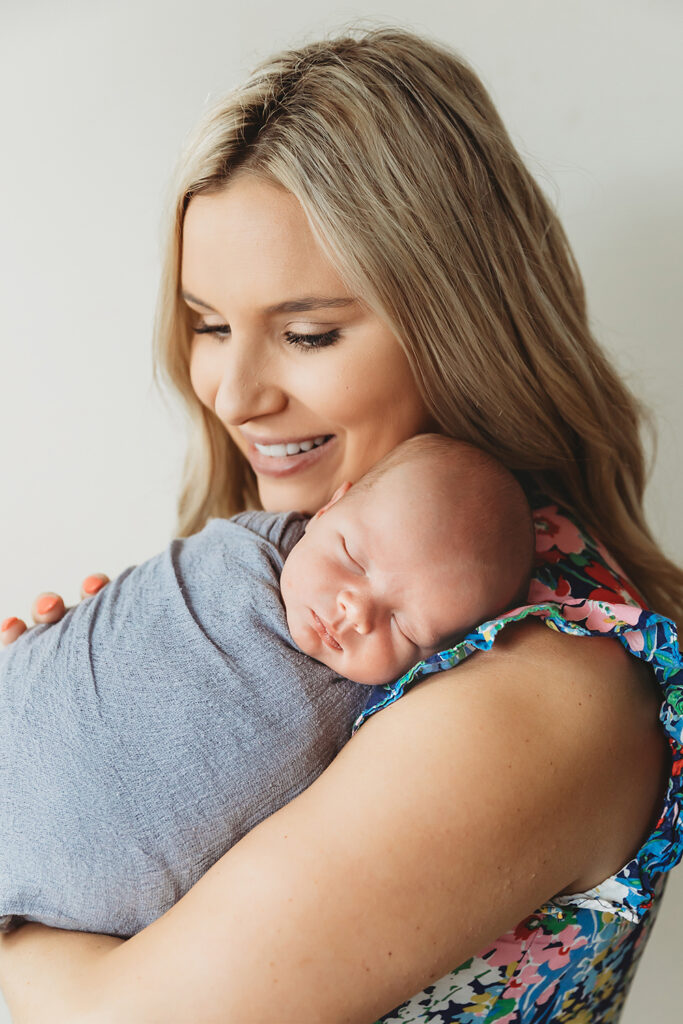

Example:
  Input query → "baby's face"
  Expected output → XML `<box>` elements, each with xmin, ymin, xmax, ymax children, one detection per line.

<box><xmin>280</xmin><ymin>472</ymin><xmax>478</xmax><ymax>685</ymax></box>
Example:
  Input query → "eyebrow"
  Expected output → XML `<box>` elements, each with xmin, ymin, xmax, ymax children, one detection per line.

<box><xmin>181</xmin><ymin>291</ymin><xmax>357</xmax><ymax>315</ymax></box>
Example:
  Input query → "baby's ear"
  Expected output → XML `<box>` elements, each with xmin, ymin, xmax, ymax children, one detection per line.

<box><xmin>308</xmin><ymin>480</ymin><xmax>353</xmax><ymax>526</ymax></box>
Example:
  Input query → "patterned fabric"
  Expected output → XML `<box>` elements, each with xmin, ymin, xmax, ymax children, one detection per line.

<box><xmin>352</xmin><ymin>502</ymin><xmax>683</xmax><ymax>1023</ymax></box>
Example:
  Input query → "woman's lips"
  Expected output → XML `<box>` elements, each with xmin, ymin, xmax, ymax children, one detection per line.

<box><xmin>311</xmin><ymin>610</ymin><xmax>343</xmax><ymax>651</ymax></box>
<box><xmin>243</xmin><ymin>434</ymin><xmax>337</xmax><ymax>477</ymax></box>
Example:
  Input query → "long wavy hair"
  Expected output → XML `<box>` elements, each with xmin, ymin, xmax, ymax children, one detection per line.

<box><xmin>152</xmin><ymin>24</ymin><xmax>682</xmax><ymax>623</ymax></box>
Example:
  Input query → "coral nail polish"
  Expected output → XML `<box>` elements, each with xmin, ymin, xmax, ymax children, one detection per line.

<box><xmin>83</xmin><ymin>575</ymin><xmax>104</xmax><ymax>595</ymax></box>
<box><xmin>36</xmin><ymin>596</ymin><xmax>59</xmax><ymax>616</ymax></box>
<box><xmin>1</xmin><ymin>617</ymin><xmax>19</xmax><ymax>632</ymax></box>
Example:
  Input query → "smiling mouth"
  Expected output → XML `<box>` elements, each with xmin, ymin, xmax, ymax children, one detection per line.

<box><xmin>254</xmin><ymin>434</ymin><xmax>333</xmax><ymax>457</ymax></box>
<box><xmin>243</xmin><ymin>434</ymin><xmax>337</xmax><ymax>478</ymax></box>
<box><xmin>311</xmin><ymin>610</ymin><xmax>343</xmax><ymax>651</ymax></box>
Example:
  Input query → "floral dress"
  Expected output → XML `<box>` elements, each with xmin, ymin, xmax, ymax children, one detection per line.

<box><xmin>352</xmin><ymin>502</ymin><xmax>683</xmax><ymax>1023</ymax></box>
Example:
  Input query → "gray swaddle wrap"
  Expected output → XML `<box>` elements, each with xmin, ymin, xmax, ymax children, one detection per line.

<box><xmin>0</xmin><ymin>510</ymin><xmax>369</xmax><ymax>938</ymax></box>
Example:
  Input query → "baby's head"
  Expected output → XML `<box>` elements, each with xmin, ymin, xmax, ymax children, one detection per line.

<box><xmin>280</xmin><ymin>434</ymin><xmax>534</xmax><ymax>685</ymax></box>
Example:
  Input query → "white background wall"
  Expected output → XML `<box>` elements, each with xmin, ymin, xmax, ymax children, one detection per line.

<box><xmin>1</xmin><ymin>1</ymin><xmax>681</xmax><ymax>1019</ymax></box>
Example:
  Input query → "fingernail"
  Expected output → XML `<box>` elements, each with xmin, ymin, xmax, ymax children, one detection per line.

<box><xmin>36</xmin><ymin>596</ymin><xmax>60</xmax><ymax>616</ymax></box>
<box><xmin>1</xmin><ymin>617</ymin><xmax>19</xmax><ymax>632</ymax></box>
<box><xmin>83</xmin><ymin>576</ymin><xmax>104</xmax><ymax>595</ymax></box>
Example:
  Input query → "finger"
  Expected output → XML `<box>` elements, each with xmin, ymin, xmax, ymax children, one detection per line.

<box><xmin>80</xmin><ymin>573</ymin><xmax>111</xmax><ymax>600</ymax></box>
<box><xmin>0</xmin><ymin>617</ymin><xmax>28</xmax><ymax>648</ymax></box>
<box><xmin>31</xmin><ymin>592</ymin><xmax>66</xmax><ymax>625</ymax></box>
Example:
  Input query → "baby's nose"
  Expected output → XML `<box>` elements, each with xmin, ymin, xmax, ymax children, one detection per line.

<box><xmin>338</xmin><ymin>590</ymin><xmax>372</xmax><ymax>635</ymax></box>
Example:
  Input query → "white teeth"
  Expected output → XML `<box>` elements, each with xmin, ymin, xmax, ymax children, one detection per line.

<box><xmin>254</xmin><ymin>435</ymin><xmax>329</xmax><ymax>457</ymax></box>
<box><xmin>258</xmin><ymin>443</ymin><xmax>288</xmax><ymax>457</ymax></box>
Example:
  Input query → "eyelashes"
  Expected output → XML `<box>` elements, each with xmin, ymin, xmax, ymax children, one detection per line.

<box><xmin>191</xmin><ymin>323</ymin><xmax>341</xmax><ymax>352</ymax></box>
<box><xmin>392</xmin><ymin>615</ymin><xmax>417</xmax><ymax>648</ymax></box>
<box><xmin>340</xmin><ymin>536</ymin><xmax>364</xmax><ymax>573</ymax></box>
<box><xmin>286</xmin><ymin>329</ymin><xmax>341</xmax><ymax>351</ymax></box>
<box><xmin>191</xmin><ymin>324</ymin><xmax>231</xmax><ymax>341</ymax></box>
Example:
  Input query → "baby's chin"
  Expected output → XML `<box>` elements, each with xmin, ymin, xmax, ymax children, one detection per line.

<box><xmin>312</xmin><ymin>650</ymin><xmax>400</xmax><ymax>687</ymax></box>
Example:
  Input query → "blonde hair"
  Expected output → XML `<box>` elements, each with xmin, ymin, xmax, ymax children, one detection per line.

<box><xmin>152</xmin><ymin>25</ymin><xmax>682</xmax><ymax>623</ymax></box>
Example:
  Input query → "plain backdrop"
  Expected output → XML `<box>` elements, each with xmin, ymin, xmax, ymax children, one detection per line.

<box><xmin>1</xmin><ymin>1</ymin><xmax>681</xmax><ymax>1020</ymax></box>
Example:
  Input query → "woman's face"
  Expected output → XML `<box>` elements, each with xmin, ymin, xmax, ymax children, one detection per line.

<box><xmin>182</xmin><ymin>175</ymin><xmax>435</xmax><ymax>514</ymax></box>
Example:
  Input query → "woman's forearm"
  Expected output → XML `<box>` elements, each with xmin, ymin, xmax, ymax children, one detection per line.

<box><xmin>0</xmin><ymin>923</ymin><xmax>122</xmax><ymax>1023</ymax></box>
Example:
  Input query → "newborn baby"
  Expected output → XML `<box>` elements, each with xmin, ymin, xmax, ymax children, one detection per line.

<box><xmin>0</xmin><ymin>435</ymin><xmax>533</xmax><ymax>938</ymax></box>
<box><xmin>281</xmin><ymin>435</ymin><xmax>534</xmax><ymax>684</ymax></box>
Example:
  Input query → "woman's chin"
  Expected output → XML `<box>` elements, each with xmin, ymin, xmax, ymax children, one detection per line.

<box><xmin>257</xmin><ymin>477</ymin><xmax>331</xmax><ymax>516</ymax></box>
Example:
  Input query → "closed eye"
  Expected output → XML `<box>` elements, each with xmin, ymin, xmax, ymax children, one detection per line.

<box><xmin>392</xmin><ymin>615</ymin><xmax>418</xmax><ymax>648</ymax></box>
<box><xmin>340</xmin><ymin>536</ymin><xmax>363</xmax><ymax>573</ymax></box>
<box><xmin>190</xmin><ymin>321</ymin><xmax>341</xmax><ymax>351</ymax></box>
<box><xmin>192</xmin><ymin>322</ymin><xmax>231</xmax><ymax>341</ymax></box>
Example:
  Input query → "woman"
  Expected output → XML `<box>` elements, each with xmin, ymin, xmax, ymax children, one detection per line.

<box><xmin>1</xmin><ymin>26</ymin><xmax>681</xmax><ymax>1023</ymax></box>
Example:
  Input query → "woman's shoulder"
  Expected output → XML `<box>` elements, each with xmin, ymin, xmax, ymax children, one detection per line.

<box><xmin>353</xmin><ymin>497</ymin><xmax>683</xmax><ymax>922</ymax></box>
<box><xmin>348</xmin><ymin>613</ymin><xmax>670</xmax><ymax>943</ymax></box>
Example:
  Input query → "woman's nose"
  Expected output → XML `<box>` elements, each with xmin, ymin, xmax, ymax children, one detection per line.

<box><xmin>338</xmin><ymin>589</ymin><xmax>373</xmax><ymax>635</ymax></box>
<box><xmin>213</xmin><ymin>340</ymin><xmax>286</xmax><ymax>425</ymax></box>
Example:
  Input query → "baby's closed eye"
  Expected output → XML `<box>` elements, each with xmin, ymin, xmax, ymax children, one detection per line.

<box><xmin>391</xmin><ymin>615</ymin><xmax>417</xmax><ymax>647</ymax></box>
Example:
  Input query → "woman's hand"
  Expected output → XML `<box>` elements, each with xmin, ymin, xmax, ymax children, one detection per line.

<box><xmin>0</xmin><ymin>574</ymin><xmax>111</xmax><ymax>648</ymax></box>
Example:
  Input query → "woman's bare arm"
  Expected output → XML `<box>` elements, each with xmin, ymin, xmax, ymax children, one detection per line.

<box><xmin>0</xmin><ymin>926</ymin><xmax>121</xmax><ymax>1022</ymax></box>
<box><xmin>0</xmin><ymin>621</ymin><xmax>668</xmax><ymax>1024</ymax></box>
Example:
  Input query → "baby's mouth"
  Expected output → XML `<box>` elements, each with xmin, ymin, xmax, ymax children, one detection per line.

<box><xmin>311</xmin><ymin>610</ymin><xmax>343</xmax><ymax>651</ymax></box>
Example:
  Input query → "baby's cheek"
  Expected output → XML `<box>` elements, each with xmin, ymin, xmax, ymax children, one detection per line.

<box><xmin>294</xmin><ymin>619</ymin><xmax>317</xmax><ymax>659</ymax></box>
<box><xmin>354</xmin><ymin>642</ymin><xmax>401</xmax><ymax>687</ymax></box>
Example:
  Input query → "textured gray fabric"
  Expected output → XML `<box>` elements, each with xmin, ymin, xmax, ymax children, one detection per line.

<box><xmin>0</xmin><ymin>511</ymin><xmax>369</xmax><ymax>938</ymax></box>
